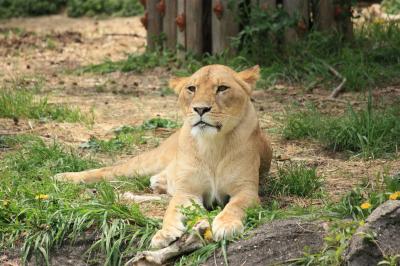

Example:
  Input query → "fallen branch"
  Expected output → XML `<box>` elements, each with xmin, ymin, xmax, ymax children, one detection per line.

<box><xmin>125</xmin><ymin>219</ymin><xmax>211</xmax><ymax>266</ymax></box>
<box><xmin>323</xmin><ymin>62</ymin><xmax>347</xmax><ymax>99</ymax></box>
<box><xmin>104</xmin><ymin>33</ymin><xmax>141</xmax><ymax>37</ymax></box>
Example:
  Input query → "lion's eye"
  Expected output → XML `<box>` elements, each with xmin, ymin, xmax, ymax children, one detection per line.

<box><xmin>217</xmin><ymin>85</ymin><xmax>229</xmax><ymax>93</ymax></box>
<box><xmin>187</xmin><ymin>86</ymin><xmax>196</xmax><ymax>93</ymax></box>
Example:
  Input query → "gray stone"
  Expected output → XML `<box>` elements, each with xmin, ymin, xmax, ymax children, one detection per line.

<box><xmin>203</xmin><ymin>219</ymin><xmax>326</xmax><ymax>266</ymax></box>
<box><xmin>344</xmin><ymin>200</ymin><xmax>400</xmax><ymax>266</ymax></box>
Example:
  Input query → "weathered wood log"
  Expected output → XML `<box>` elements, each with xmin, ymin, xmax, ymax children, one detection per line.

<box><xmin>146</xmin><ymin>0</ymin><xmax>163</xmax><ymax>51</ymax></box>
<box><xmin>163</xmin><ymin>0</ymin><xmax>177</xmax><ymax>50</ymax></box>
<box><xmin>211</xmin><ymin>0</ymin><xmax>239</xmax><ymax>54</ymax></box>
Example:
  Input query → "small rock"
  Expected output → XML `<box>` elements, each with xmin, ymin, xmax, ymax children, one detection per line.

<box><xmin>344</xmin><ymin>200</ymin><xmax>400</xmax><ymax>266</ymax></box>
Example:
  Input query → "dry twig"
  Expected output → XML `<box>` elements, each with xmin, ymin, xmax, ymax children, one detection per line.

<box><xmin>323</xmin><ymin>62</ymin><xmax>347</xmax><ymax>99</ymax></box>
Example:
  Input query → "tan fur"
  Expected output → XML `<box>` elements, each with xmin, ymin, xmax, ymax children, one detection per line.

<box><xmin>54</xmin><ymin>64</ymin><xmax>272</xmax><ymax>248</ymax></box>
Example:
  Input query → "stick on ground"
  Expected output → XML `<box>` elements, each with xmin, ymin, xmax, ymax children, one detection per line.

<box><xmin>125</xmin><ymin>219</ymin><xmax>212</xmax><ymax>266</ymax></box>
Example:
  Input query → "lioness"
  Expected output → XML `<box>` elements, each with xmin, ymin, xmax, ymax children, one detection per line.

<box><xmin>54</xmin><ymin>64</ymin><xmax>272</xmax><ymax>248</ymax></box>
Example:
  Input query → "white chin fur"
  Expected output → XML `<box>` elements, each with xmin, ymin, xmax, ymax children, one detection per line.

<box><xmin>191</xmin><ymin>125</ymin><xmax>218</xmax><ymax>137</ymax></box>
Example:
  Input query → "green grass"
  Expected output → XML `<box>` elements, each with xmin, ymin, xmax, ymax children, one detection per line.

<box><xmin>282</xmin><ymin>101</ymin><xmax>400</xmax><ymax>158</ymax></box>
<box><xmin>0</xmin><ymin>88</ymin><xmax>92</xmax><ymax>124</ymax></box>
<box><xmin>0</xmin><ymin>135</ymin><xmax>160</xmax><ymax>265</ymax></box>
<box><xmin>80</xmin><ymin>118</ymin><xmax>179</xmax><ymax>153</ymax></box>
<box><xmin>264</xmin><ymin>162</ymin><xmax>324</xmax><ymax>198</ymax></box>
<box><xmin>80</xmin><ymin>51</ymin><xmax>176</xmax><ymax>74</ymax></box>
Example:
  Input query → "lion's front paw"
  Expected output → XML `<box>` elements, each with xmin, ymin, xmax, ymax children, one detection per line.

<box><xmin>53</xmin><ymin>172</ymin><xmax>84</xmax><ymax>184</ymax></box>
<box><xmin>212</xmin><ymin>213</ymin><xmax>244</xmax><ymax>241</ymax></box>
<box><xmin>150</xmin><ymin>226</ymin><xmax>184</xmax><ymax>249</ymax></box>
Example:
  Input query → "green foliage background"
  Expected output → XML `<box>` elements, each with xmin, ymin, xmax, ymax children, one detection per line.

<box><xmin>0</xmin><ymin>0</ymin><xmax>143</xmax><ymax>19</ymax></box>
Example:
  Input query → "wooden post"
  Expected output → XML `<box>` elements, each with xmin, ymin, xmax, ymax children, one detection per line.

<box><xmin>315</xmin><ymin>0</ymin><xmax>336</xmax><ymax>31</ymax></box>
<box><xmin>186</xmin><ymin>0</ymin><xmax>203</xmax><ymax>54</ymax></box>
<box><xmin>176</xmin><ymin>0</ymin><xmax>186</xmax><ymax>59</ymax></box>
<box><xmin>258</xmin><ymin>0</ymin><xmax>276</xmax><ymax>10</ymax></box>
<box><xmin>147</xmin><ymin>0</ymin><xmax>163</xmax><ymax>51</ymax></box>
<box><xmin>211</xmin><ymin>0</ymin><xmax>239</xmax><ymax>54</ymax></box>
<box><xmin>338</xmin><ymin>0</ymin><xmax>354</xmax><ymax>40</ymax></box>
<box><xmin>283</xmin><ymin>0</ymin><xmax>309</xmax><ymax>44</ymax></box>
<box><xmin>163</xmin><ymin>0</ymin><xmax>177</xmax><ymax>50</ymax></box>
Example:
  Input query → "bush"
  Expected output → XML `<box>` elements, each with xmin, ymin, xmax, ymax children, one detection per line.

<box><xmin>0</xmin><ymin>0</ymin><xmax>143</xmax><ymax>19</ymax></box>
<box><xmin>0</xmin><ymin>0</ymin><xmax>66</xmax><ymax>19</ymax></box>
<box><xmin>67</xmin><ymin>0</ymin><xmax>143</xmax><ymax>17</ymax></box>
<box><xmin>382</xmin><ymin>0</ymin><xmax>400</xmax><ymax>14</ymax></box>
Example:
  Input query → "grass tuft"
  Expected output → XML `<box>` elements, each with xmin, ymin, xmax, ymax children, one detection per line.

<box><xmin>265</xmin><ymin>162</ymin><xmax>324</xmax><ymax>198</ymax></box>
<box><xmin>283</xmin><ymin>102</ymin><xmax>400</xmax><ymax>158</ymax></box>
<box><xmin>0</xmin><ymin>88</ymin><xmax>92</xmax><ymax>124</ymax></box>
<box><xmin>80</xmin><ymin>118</ymin><xmax>178</xmax><ymax>153</ymax></box>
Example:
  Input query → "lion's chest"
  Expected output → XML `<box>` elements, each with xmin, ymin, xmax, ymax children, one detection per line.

<box><xmin>198</xmin><ymin>162</ymin><xmax>233</xmax><ymax>209</ymax></box>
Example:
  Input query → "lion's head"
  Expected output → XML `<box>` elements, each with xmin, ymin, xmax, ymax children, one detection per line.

<box><xmin>169</xmin><ymin>64</ymin><xmax>260</xmax><ymax>137</ymax></box>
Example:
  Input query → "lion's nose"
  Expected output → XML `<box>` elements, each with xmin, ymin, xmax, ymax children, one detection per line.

<box><xmin>193</xmin><ymin>106</ymin><xmax>211</xmax><ymax>116</ymax></box>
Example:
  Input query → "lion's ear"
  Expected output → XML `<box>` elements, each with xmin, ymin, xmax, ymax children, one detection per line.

<box><xmin>237</xmin><ymin>65</ymin><xmax>260</xmax><ymax>88</ymax></box>
<box><xmin>169</xmin><ymin>76</ymin><xmax>188</xmax><ymax>94</ymax></box>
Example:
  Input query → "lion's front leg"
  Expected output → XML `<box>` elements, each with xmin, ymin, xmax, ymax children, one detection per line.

<box><xmin>151</xmin><ymin>193</ymin><xmax>201</xmax><ymax>248</ymax></box>
<box><xmin>212</xmin><ymin>189</ymin><xmax>259</xmax><ymax>241</ymax></box>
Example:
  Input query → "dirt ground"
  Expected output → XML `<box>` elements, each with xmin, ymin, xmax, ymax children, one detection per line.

<box><xmin>1</xmin><ymin>13</ymin><xmax>399</xmax><ymax>213</ymax></box>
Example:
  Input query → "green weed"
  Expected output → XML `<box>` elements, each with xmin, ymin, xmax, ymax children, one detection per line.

<box><xmin>282</xmin><ymin>101</ymin><xmax>400</xmax><ymax>158</ymax></box>
<box><xmin>292</xmin><ymin>220</ymin><xmax>359</xmax><ymax>265</ymax></box>
<box><xmin>328</xmin><ymin>172</ymin><xmax>399</xmax><ymax>220</ymax></box>
<box><xmin>265</xmin><ymin>162</ymin><xmax>324</xmax><ymax>198</ymax></box>
<box><xmin>0</xmin><ymin>88</ymin><xmax>92</xmax><ymax>124</ymax></box>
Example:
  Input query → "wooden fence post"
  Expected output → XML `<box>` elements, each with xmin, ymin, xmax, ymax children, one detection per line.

<box><xmin>186</xmin><ymin>0</ymin><xmax>203</xmax><ymax>54</ymax></box>
<box><xmin>147</xmin><ymin>0</ymin><xmax>163</xmax><ymax>51</ymax></box>
<box><xmin>315</xmin><ymin>0</ymin><xmax>336</xmax><ymax>31</ymax></box>
<box><xmin>337</xmin><ymin>0</ymin><xmax>354</xmax><ymax>40</ymax></box>
<box><xmin>176</xmin><ymin>0</ymin><xmax>186</xmax><ymax>59</ymax></box>
<box><xmin>283</xmin><ymin>0</ymin><xmax>309</xmax><ymax>44</ymax></box>
<box><xmin>163</xmin><ymin>0</ymin><xmax>177</xmax><ymax>50</ymax></box>
<box><xmin>211</xmin><ymin>0</ymin><xmax>239</xmax><ymax>54</ymax></box>
<box><xmin>257</xmin><ymin>0</ymin><xmax>276</xmax><ymax>10</ymax></box>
